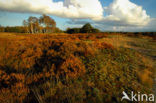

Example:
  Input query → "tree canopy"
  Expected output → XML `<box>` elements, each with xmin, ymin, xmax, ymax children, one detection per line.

<box><xmin>66</xmin><ymin>23</ymin><xmax>100</xmax><ymax>34</ymax></box>
<box><xmin>23</xmin><ymin>15</ymin><xmax>60</xmax><ymax>33</ymax></box>
<box><xmin>80</xmin><ymin>23</ymin><xmax>93</xmax><ymax>33</ymax></box>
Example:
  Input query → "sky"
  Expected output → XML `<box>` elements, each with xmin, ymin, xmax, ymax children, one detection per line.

<box><xmin>0</xmin><ymin>0</ymin><xmax>156</xmax><ymax>32</ymax></box>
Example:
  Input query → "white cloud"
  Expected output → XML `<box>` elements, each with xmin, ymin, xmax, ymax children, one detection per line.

<box><xmin>0</xmin><ymin>0</ymin><xmax>153</xmax><ymax>31</ymax></box>
<box><xmin>93</xmin><ymin>18</ymin><xmax>156</xmax><ymax>32</ymax></box>
<box><xmin>103</xmin><ymin>0</ymin><xmax>150</xmax><ymax>26</ymax></box>
<box><xmin>0</xmin><ymin>0</ymin><xmax>103</xmax><ymax>20</ymax></box>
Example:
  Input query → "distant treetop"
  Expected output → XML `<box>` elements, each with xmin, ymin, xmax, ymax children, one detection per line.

<box><xmin>66</xmin><ymin>23</ymin><xmax>100</xmax><ymax>34</ymax></box>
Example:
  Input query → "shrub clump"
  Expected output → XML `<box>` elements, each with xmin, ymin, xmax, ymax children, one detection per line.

<box><xmin>0</xmin><ymin>34</ymin><xmax>153</xmax><ymax>103</ymax></box>
<box><xmin>66</xmin><ymin>23</ymin><xmax>100</xmax><ymax>34</ymax></box>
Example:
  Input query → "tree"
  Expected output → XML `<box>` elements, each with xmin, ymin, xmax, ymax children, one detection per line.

<box><xmin>28</xmin><ymin>16</ymin><xmax>39</xmax><ymax>33</ymax></box>
<box><xmin>23</xmin><ymin>15</ymin><xmax>58</xmax><ymax>34</ymax></box>
<box><xmin>23</xmin><ymin>20</ymin><xmax>29</xmax><ymax>33</ymax></box>
<box><xmin>92</xmin><ymin>28</ymin><xmax>100</xmax><ymax>33</ymax></box>
<box><xmin>80</xmin><ymin>23</ymin><xmax>93</xmax><ymax>33</ymax></box>
<box><xmin>66</xmin><ymin>23</ymin><xmax>100</xmax><ymax>34</ymax></box>
<box><xmin>39</xmin><ymin>15</ymin><xmax>56</xmax><ymax>33</ymax></box>
<box><xmin>66</xmin><ymin>28</ymin><xmax>80</xmax><ymax>34</ymax></box>
<box><xmin>53</xmin><ymin>27</ymin><xmax>63</xmax><ymax>33</ymax></box>
<box><xmin>0</xmin><ymin>25</ymin><xmax>4</xmax><ymax>32</ymax></box>
<box><xmin>23</xmin><ymin>17</ymin><xmax>40</xmax><ymax>33</ymax></box>
<box><xmin>4</xmin><ymin>26</ymin><xmax>27</xmax><ymax>33</ymax></box>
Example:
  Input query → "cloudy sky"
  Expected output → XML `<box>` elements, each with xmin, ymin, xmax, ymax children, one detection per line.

<box><xmin>0</xmin><ymin>0</ymin><xmax>156</xmax><ymax>32</ymax></box>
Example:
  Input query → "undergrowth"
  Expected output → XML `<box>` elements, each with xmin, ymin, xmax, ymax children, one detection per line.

<box><xmin>0</xmin><ymin>33</ymin><xmax>154</xmax><ymax>103</ymax></box>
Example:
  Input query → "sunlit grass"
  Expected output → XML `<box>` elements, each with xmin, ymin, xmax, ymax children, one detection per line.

<box><xmin>0</xmin><ymin>32</ymin><xmax>155</xmax><ymax>103</ymax></box>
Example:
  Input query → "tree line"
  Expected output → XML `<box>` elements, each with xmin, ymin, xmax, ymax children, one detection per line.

<box><xmin>0</xmin><ymin>14</ymin><xmax>100</xmax><ymax>34</ymax></box>
<box><xmin>0</xmin><ymin>15</ymin><xmax>62</xmax><ymax>33</ymax></box>
<box><xmin>66</xmin><ymin>23</ymin><xmax>100</xmax><ymax>34</ymax></box>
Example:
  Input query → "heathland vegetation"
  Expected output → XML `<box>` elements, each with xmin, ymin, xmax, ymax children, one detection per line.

<box><xmin>0</xmin><ymin>32</ymin><xmax>155</xmax><ymax>103</ymax></box>
<box><xmin>0</xmin><ymin>16</ymin><xmax>155</xmax><ymax>103</ymax></box>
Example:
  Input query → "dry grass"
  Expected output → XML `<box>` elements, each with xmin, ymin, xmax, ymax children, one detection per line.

<box><xmin>0</xmin><ymin>32</ymin><xmax>155</xmax><ymax>103</ymax></box>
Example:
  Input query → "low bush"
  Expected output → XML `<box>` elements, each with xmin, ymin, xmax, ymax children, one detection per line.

<box><xmin>0</xmin><ymin>34</ymin><xmax>154</xmax><ymax>103</ymax></box>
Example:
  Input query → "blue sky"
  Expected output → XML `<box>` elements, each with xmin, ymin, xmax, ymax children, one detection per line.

<box><xmin>131</xmin><ymin>0</ymin><xmax>156</xmax><ymax>17</ymax></box>
<box><xmin>0</xmin><ymin>0</ymin><xmax>156</xmax><ymax>31</ymax></box>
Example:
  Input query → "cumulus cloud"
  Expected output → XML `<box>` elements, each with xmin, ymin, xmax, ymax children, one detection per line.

<box><xmin>0</xmin><ymin>0</ymin><xmax>103</xmax><ymax>20</ymax></box>
<box><xmin>94</xmin><ymin>18</ymin><xmax>156</xmax><ymax>32</ymax></box>
<box><xmin>66</xmin><ymin>18</ymin><xmax>156</xmax><ymax>32</ymax></box>
<box><xmin>102</xmin><ymin>0</ymin><xmax>150</xmax><ymax>26</ymax></box>
<box><xmin>0</xmin><ymin>0</ymin><xmax>152</xmax><ymax>30</ymax></box>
